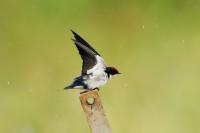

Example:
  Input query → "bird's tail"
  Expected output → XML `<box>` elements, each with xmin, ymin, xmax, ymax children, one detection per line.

<box><xmin>64</xmin><ymin>79</ymin><xmax>83</xmax><ymax>90</ymax></box>
<box><xmin>64</xmin><ymin>85</ymin><xmax>73</xmax><ymax>90</ymax></box>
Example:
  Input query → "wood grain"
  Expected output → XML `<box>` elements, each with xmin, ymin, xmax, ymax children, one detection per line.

<box><xmin>79</xmin><ymin>90</ymin><xmax>112</xmax><ymax>133</ymax></box>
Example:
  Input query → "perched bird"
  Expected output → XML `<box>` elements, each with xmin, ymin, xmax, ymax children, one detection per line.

<box><xmin>64</xmin><ymin>30</ymin><xmax>120</xmax><ymax>90</ymax></box>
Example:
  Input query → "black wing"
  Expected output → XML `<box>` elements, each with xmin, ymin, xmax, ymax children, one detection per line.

<box><xmin>71</xmin><ymin>30</ymin><xmax>100</xmax><ymax>75</ymax></box>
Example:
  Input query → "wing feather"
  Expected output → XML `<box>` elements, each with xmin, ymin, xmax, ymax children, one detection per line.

<box><xmin>71</xmin><ymin>30</ymin><xmax>103</xmax><ymax>75</ymax></box>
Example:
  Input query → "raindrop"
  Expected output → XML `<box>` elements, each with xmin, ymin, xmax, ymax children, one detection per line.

<box><xmin>142</xmin><ymin>25</ymin><xmax>145</xmax><ymax>29</ymax></box>
<box><xmin>28</xmin><ymin>88</ymin><xmax>33</xmax><ymax>93</ymax></box>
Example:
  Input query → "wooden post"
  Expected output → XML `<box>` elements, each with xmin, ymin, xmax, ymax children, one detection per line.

<box><xmin>79</xmin><ymin>90</ymin><xmax>112</xmax><ymax>133</ymax></box>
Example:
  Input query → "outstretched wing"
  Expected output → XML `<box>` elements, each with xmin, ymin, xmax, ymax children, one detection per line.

<box><xmin>71</xmin><ymin>30</ymin><xmax>104</xmax><ymax>75</ymax></box>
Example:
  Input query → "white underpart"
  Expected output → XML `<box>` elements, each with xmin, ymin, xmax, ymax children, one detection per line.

<box><xmin>84</xmin><ymin>72</ymin><xmax>108</xmax><ymax>89</ymax></box>
<box><xmin>73</xmin><ymin>85</ymin><xmax>83</xmax><ymax>89</ymax></box>
<box><xmin>84</xmin><ymin>55</ymin><xmax>108</xmax><ymax>89</ymax></box>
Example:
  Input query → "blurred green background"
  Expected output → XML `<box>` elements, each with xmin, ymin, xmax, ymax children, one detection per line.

<box><xmin>0</xmin><ymin>0</ymin><xmax>200</xmax><ymax>133</ymax></box>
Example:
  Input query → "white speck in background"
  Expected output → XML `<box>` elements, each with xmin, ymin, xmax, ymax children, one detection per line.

<box><xmin>19</xmin><ymin>125</ymin><xmax>35</xmax><ymax>133</ymax></box>
<box><xmin>28</xmin><ymin>88</ymin><xmax>33</xmax><ymax>93</ymax></box>
<box><xmin>142</xmin><ymin>25</ymin><xmax>145</xmax><ymax>29</ymax></box>
<box><xmin>123</xmin><ymin>83</ymin><xmax>128</xmax><ymax>88</ymax></box>
<box><xmin>155</xmin><ymin>24</ymin><xmax>159</xmax><ymax>29</ymax></box>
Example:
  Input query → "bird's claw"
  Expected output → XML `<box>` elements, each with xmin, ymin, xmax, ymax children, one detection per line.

<box><xmin>92</xmin><ymin>88</ymin><xmax>99</xmax><ymax>91</ymax></box>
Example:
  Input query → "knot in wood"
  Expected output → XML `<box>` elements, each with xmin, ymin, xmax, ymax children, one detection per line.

<box><xmin>86</xmin><ymin>97</ymin><xmax>95</xmax><ymax>105</ymax></box>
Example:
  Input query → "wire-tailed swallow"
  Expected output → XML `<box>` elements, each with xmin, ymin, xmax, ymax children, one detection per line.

<box><xmin>64</xmin><ymin>30</ymin><xmax>120</xmax><ymax>90</ymax></box>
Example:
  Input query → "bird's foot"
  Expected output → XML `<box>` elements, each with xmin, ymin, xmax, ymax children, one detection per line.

<box><xmin>80</xmin><ymin>90</ymin><xmax>89</xmax><ymax>94</ymax></box>
<box><xmin>92</xmin><ymin>88</ymin><xmax>100</xmax><ymax>91</ymax></box>
<box><xmin>80</xmin><ymin>88</ymin><xmax>99</xmax><ymax>94</ymax></box>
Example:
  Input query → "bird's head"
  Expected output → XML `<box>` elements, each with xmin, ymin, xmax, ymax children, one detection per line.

<box><xmin>105</xmin><ymin>67</ymin><xmax>121</xmax><ymax>77</ymax></box>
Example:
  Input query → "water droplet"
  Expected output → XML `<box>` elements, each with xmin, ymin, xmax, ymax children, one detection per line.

<box><xmin>28</xmin><ymin>88</ymin><xmax>33</xmax><ymax>93</ymax></box>
<box><xmin>142</xmin><ymin>25</ymin><xmax>145</xmax><ymax>29</ymax></box>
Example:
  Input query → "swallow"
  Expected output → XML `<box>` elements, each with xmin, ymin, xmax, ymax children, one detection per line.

<box><xmin>64</xmin><ymin>30</ymin><xmax>120</xmax><ymax>90</ymax></box>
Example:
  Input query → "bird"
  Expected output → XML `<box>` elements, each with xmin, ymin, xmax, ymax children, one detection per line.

<box><xmin>64</xmin><ymin>30</ymin><xmax>120</xmax><ymax>91</ymax></box>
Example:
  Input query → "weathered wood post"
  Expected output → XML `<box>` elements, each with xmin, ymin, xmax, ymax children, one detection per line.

<box><xmin>79</xmin><ymin>90</ymin><xmax>112</xmax><ymax>133</ymax></box>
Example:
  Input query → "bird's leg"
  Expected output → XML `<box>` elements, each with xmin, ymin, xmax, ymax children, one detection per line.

<box><xmin>80</xmin><ymin>88</ymin><xmax>99</xmax><ymax>94</ymax></box>
<box><xmin>80</xmin><ymin>90</ymin><xmax>89</xmax><ymax>94</ymax></box>
<box><xmin>92</xmin><ymin>88</ymin><xmax>100</xmax><ymax>91</ymax></box>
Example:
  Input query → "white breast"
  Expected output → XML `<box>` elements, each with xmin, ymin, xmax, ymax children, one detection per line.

<box><xmin>84</xmin><ymin>72</ymin><xmax>108</xmax><ymax>89</ymax></box>
<box><xmin>84</xmin><ymin>55</ymin><xmax>108</xmax><ymax>89</ymax></box>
